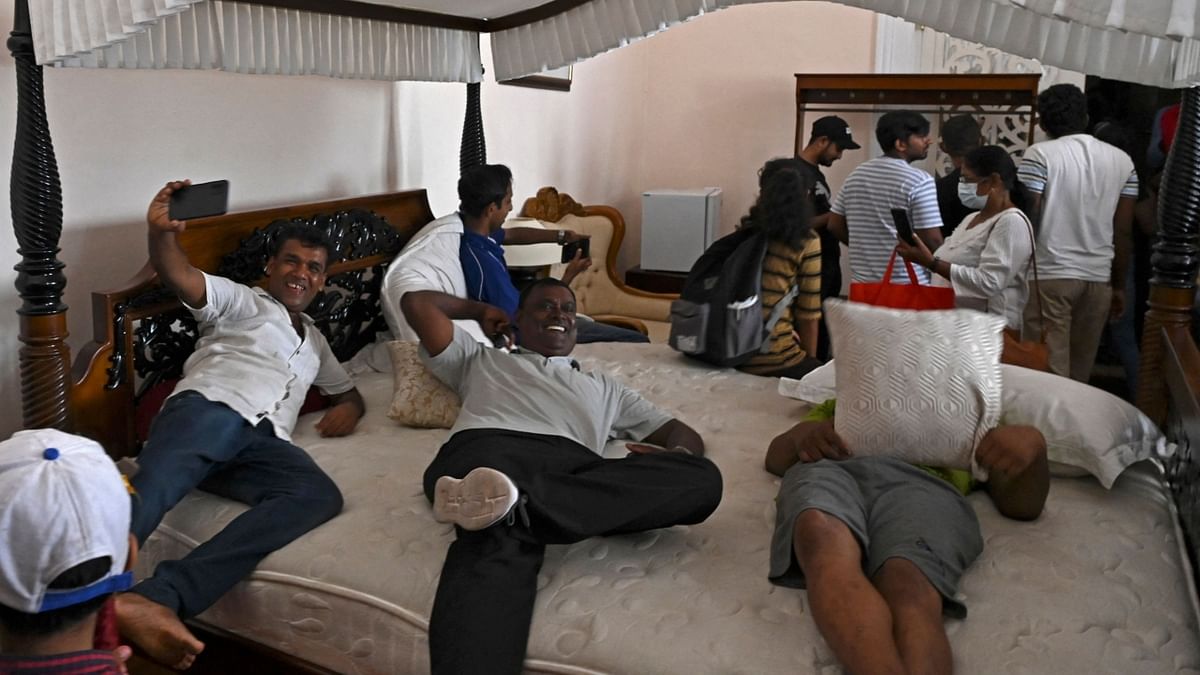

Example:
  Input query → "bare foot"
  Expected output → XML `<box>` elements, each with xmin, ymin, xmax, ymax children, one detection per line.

<box><xmin>115</xmin><ymin>592</ymin><xmax>205</xmax><ymax>669</ymax></box>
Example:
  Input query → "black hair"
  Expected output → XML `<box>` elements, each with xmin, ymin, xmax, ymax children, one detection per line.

<box><xmin>963</xmin><ymin>145</ymin><xmax>1032</xmax><ymax>218</ymax></box>
<box><xmin>458</xmin><ymin>164</ymin><xmax>513</xmax><ymax>218</ymax></box>
<box><xmin>517</xmin><ymin>277</ymin><xmax>576</xmax><ymax>310</ymax></box>
<box><xmin>875</xmin><ymin>111</ymin><xmax>931</xmax><ymax>154</ymax></box>
<box><xmin>268</xmin><ymin>222</ymin><xmax>334</xmax><ymax>262</ymax></box>
<box><xmin>0</xmin><ymin>557</ymin><xmax>112</xmax><ymax>637</ymax></box>
<box><xmin>941</xmin><ymin>114</ymin><xmax>982</xmax><ymax>156</ymax></box>
<box><xmin>1037</xmin><ymin>84</ymin><xmax>1088</xmax><ymax>138</ymax></box>
<box><xmin>758</xmin><ymin>157</ymin><xmax>803</xmax><ymax>188</ymax></box>
<box><xmin>740</xmin><ymin>162</ymin><xmax>815</xmax><ymax>249</ymax></box>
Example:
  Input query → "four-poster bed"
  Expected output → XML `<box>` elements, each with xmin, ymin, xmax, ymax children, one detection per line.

<box><xmin>10</xmin><ymin>0</ymin><xmax>1200</xmax><ymax>673</ymax></box>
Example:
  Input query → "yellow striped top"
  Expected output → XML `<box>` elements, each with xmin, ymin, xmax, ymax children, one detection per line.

<box><xmin>740</xmin><ymin>234</ymin><xmax>822</xmax><ymax>374</ymax></box>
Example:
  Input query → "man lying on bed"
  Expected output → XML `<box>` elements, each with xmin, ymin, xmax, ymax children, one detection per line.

<box><xmin>401</xmin><ymin>279</ymin><xmax>723</xmax><ymax>675</ymax></box>
<box><xmin>115</xmin><ymin>180</ymin><xmax>366</xmax><ymax>669</ymax></box>
<box><xmin>764</xmin><ymin>401</ymin><xmax>1049</xmax><ymax>675</ymax></box>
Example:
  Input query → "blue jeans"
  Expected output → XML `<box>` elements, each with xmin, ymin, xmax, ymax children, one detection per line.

<box><xmin>575</xmin><ymin>315</ymin><xmax>650</xmax><ymax>343</ymax></box>
<box><xmin>130</xmin><ymin>391</ymin><xmax>343</xmax><ymax>618</ymax></box>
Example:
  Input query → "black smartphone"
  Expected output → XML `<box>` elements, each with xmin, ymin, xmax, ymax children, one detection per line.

<box><xmin>561</xmin><ymin>238</ymin><xmax>591</xmax><ymax>263</ymax></box>
<box><xmin>891</xmin><ymin>207</ymin><xmax>917</xmax><ymax>246</ymax></box>
<box><xmin>169</xmin><ymin>180</ymin><xmax>229</xmax><ymax>220</ymax></box>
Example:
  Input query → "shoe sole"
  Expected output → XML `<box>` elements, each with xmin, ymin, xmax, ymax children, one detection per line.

<box><xmin>433</xmin><ymin>467</ymin><xmax>519</xmax><ymax>531</ymax></box>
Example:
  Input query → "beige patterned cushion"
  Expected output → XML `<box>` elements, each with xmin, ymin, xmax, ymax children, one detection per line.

<box><xmin>824</xmin><ymin>299</ymin><xmax>1005</xmax><ymax>475</ymax></box>
<box><xmin>386</xmin><ymin>341</ymin><xmax>460</xmax><ymax>428</ymax></box>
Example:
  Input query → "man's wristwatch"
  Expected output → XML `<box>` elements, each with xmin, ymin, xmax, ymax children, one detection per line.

<box><xmin>929</xmin><ymin>255</ymin><xmax>940</xmax><ymax>271</ymax></box>
<box><xmin>557</xmin><ymin>229</ymin><xmax>567</xmax><ymax>245</ymax></box>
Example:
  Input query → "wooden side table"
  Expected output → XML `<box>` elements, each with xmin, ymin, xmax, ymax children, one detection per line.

<box><xmin>625</xmin><ymin>266</ymin><xmax>687</xmax><ymax>294</ymax></box>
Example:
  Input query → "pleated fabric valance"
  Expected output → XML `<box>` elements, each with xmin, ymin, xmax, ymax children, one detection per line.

<box><xmin>29</xmin><ymin>0</ymin><xmax>483</xmax><ymax>82</ymax></box>
<box><xmin>488</xmin><ymin>0</ymin><xmax>1200</xmax><ymax>87</ymax></box>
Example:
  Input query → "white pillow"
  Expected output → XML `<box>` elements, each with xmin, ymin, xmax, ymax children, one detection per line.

<box><xmin>778</xmin><ymin>359</ymin><xmax>1166</xmax><ymax>488</ymax></box>
<box><xmin>998</xmin><ymin>366</ymin><xmax>1165</xmax><ymax>488</ymax></box>
<box><xmin>381</xmin><ymin>213</ymin><xmax>489</xmax><ymax>345</ymax></box>
<box><xmin>824</xmin><ymin>299</ymin><xmax>1005</xmax><ymax>477</ymax></box>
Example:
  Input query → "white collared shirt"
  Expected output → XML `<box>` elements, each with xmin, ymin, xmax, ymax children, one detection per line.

<box><xmin>172</xmin><ymin>273</ymin><xmax>355</xmax><ymax>441</ymax></box>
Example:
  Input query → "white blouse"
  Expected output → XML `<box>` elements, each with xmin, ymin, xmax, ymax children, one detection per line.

<box><xmin>935</xmin><ymin>208</ymin><xmax>1035</xmax><ymax>330</ymax></box>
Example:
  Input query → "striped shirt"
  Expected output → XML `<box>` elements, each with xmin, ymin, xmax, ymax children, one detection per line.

<box><xmin>1017</xmin><ymin>134</ymin><xmax>1139</xmax><ymax>282</ymax></box>
<box><xmin>832</xmin><ymin>156</ymin><xmax>943</xmax><ymax>285</ymax></box>
<box><xmin>740</xmin><ymin>235</ymin><xmax>822</xmax><ymax>375</ymax></box>
<box><xmin>0</xmin><ymin>650</ymin><xmax>122</xmax><ymax>674</ymax></box>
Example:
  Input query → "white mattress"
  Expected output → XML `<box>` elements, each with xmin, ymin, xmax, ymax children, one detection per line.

<box><xmin>137</xmin><ymin>343</ymin><xmax>1200</xmax><ymax>674</ymax></box>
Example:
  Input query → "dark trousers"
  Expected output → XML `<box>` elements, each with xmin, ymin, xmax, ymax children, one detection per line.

<box><xmin>576</xmin><ymin>316</ymin><xmax>651</xmax><ymax>344</ymax></box>
<box><xmin>130</xmin><ymin>391</ymin><xmax>344</xmax><ymax>618</ymax></box>
<box><xmin>422</xmin><ymin>429</ymin><xmax>723</xmax><ymax>675</ymax></box>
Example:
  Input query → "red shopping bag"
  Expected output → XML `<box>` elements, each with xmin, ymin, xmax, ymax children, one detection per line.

<box><xmin>848</xmin><ymin>250</ymin><xmax>955</xmax><ymax>310</ymax></box>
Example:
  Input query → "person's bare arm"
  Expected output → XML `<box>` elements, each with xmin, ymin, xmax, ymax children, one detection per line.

<box><xmin>826</xmin><ymin>213</ymin><xmax>849</xmax><ymax>245</ymax></box>
<box><xmin>315</xmin><ymin>388</ymin><xmax>366</xmax><ymax>437</ymax></box>
<box><xmin>915</xmin><ymin>226</ymin><xmax>943</xmax><ymax>253</ymax></box>
<box><xmin>1026</xmin><ymin>192</ymin><xmax>1044</xmax><ymax>232</ymax></box>
<box><xmin>1110</xmin><ymin>195</ymin><xmax>1137</xmax><ymax>319</ymax></box>
<box><xmin>400</xmin><ymin>290</ymin><xmax>511</xmax><ymax>357</ymax></box>
<box><xmin>794</xmin><ymin>317</ymin><xmax>818</xmax><ymax>358</ymax></box>
<box><xmin>764</xmin><ymin>419</ymin><xmax>850</xmax><ymax>476</ymax></box>
<box><xmin>976</xmin><ymin>425</ymin><xmax>1049</xmax><ymax>521</ymax></box>
<box><xmin>502</xmin><ymin>227</ymin><xmax>588</xmax><ymax>245</ymax></box>
<box><xmin>810</xmin><ymin>212</ymin><xmax>832</xmax><ymax>231</ymax></box>
<box><xmin>633</xmin><ymin>418</ymin><xmax>706</xmax><ymax>457</ymax></box>
<box><xmin>560</xmin><ymin>249</ymin><xmax>593</xmax><ymax>285</ymax></box>
<box><xmin>147</xmin><ymin>180</ymin><xmax>207</xmax><ymax>308</ymax></box>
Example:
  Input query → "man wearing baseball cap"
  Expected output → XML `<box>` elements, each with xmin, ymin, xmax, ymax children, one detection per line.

<box><xmin>0</xmin><ymin>429</ymin><xmax>138</xmax><ymax>674</ymax></box>
<box><xmin>799</xmin><ymin>115</ymin><xmax>861</xmax><ymax>359</ymax></box>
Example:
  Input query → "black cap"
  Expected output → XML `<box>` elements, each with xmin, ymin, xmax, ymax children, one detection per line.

<box><xmin>811</xmin><ymin>115</ymin><xmax>862</xmax><ymax>150</ymax></box>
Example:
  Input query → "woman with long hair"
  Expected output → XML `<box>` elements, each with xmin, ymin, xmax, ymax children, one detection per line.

<box><xmin>897</xmin><ymin>145</ymin><xmax>1034</xmax><ymax>330</ymax></box>
<box><xmin>738</xmin><ymin>159</ymin><xmax>823</xmax><ymax>379</ymax></box>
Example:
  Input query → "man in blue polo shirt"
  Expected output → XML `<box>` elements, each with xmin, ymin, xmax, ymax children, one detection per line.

<box><xmin>457</xmin><ymin>164</ymin><xmax>650</xmax><ymax>343</ymax></box>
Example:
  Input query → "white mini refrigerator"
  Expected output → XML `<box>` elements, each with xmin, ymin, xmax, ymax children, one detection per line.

<box><xmin>640</xmin><ymin>188</ymin><xmax>722</xmax><ymax>273</ymax></box>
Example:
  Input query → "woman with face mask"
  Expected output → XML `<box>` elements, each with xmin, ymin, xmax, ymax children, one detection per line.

<box><xmin>896</xmin><ymin>145</ymin><xmax>1034</xmax><ymax>330</ymax></box>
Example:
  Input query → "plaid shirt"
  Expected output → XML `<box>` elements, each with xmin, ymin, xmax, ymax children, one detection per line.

<box><xmin>0</xmin><ymin>651</ymin><xmax>121</xmax><ymax>674</ymax></box>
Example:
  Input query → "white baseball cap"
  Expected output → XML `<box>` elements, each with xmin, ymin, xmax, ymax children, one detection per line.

<box><xmin>0</xmin><ymin>429</ymin><xmax>133</xmax><ymax>614</ymax></box>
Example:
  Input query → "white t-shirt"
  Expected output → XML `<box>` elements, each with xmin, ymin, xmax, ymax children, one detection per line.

<box><xmin>1017</xmin><ymin>134</ymin><xmax>1138</xmax><ymax>282</ymax></box>
<box><xmin>174</xmin><ymin>273</ymin><xmax>355</xmax><ymax>441</ymax></box>
<box><xmin>936</xmin><ymin>208</ymin><xmax>1034</xmax><ymax>331</ymax></box>
<box><xmin>421</xmin><ymin>326</ymin><xmax>672</xmax><ymax>454</ymax></box>
<box><xmin>832</xmin><ymin>156</ymin><xmax>944</xmax><ymax>285</ymax></box>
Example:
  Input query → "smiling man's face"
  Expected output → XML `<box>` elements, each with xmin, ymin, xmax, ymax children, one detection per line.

<box><xmin>515</xmin><ymin>283</ymin><xmax>577</xmax><ymax>357</ymax></box>
<box><xmin>264</xmin><ymin>238</ymin><xmax>328</xmax><ymax>315</ymax></box>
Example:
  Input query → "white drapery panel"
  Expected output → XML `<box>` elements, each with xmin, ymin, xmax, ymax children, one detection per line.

<box><xmin>29</xmin><ymin>0</ymin><xmax>483</xmax><ymax>82</ymax></box>
<box><xmin>489</xmin><ymin>0</ymin><xmax>1200</xmax><ymax>87</ymax></box>
<box><xmin>489</xmin><ymin>0</ymin><xmax>765</xmax><ymax>81</ymax></box>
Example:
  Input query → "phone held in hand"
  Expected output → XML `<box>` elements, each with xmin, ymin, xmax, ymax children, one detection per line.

<box><xmin>891</xmin><ymin>207</ymin><xmax>917</xmax><ymax>246</ymax></box>
<box><xmin>561</xmin><ymin>238</ymin><xmax>591</xmax><ymax>264</ymax></box>
<box><xmin>169</xmin><ymin>180</ymin><xmax>230</xmax><ymax>221</ymax></box>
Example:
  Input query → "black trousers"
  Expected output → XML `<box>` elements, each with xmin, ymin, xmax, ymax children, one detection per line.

<box><xmin>422</xmin><ymin>429</ymin><xmax>723</xmax><ymax>675</ymax></box>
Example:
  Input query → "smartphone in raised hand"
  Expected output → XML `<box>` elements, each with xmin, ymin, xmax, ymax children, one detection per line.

<box><xmin>561</xmin><ymin>238</ymin><xmax>591</xmax><ymax>263</ymax></box>
<box><xmin>169</xmin><ymin>180</ymin><xmax>229</xmax><ymax>221</ymax></box>
<box><xmin>891</xmin><ymin>207</ymin><xmax>917</xmax><ymax>246</ymax></box>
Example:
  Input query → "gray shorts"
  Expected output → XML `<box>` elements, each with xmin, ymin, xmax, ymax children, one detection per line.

<box><xmin>769</xmin><ymin>457</ymin><xmax>983</xmax><ymax>618</ymax></box>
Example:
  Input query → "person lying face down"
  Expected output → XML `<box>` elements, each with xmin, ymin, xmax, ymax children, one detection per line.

<box><xmin>763</xmin><ymin>402</ymin><xmax>1049</xmax><ymax>675</ymax></box>
<box><xmin>400</xmin><ymin>278</ymin><xmax>723</xmax><ymax>675</ymax></box>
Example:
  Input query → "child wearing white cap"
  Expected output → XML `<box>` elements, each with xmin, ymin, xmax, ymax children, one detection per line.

<box><xmin>0</xmin><ymin>429</ymin><xmax>136</xmax><ymax>674</ymax></box>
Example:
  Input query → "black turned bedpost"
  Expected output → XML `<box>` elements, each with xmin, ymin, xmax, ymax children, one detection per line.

<box><xmin>9</xmin><ymin>0</ymin><xmax>70</xmax><ymax>430</ymax></box>
<box><xmin>459</xmin><ymin>80</ymin><xmax>486</xmax><ymax>173</ymax></box>
<box><xmin>1137</xmin><ymin>86</ymin><xmax>1200</xmax><ymax>424</ymax></box>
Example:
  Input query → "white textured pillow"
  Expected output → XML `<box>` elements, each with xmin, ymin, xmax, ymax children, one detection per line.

<box><xmin>824</xmin><ymin>300</ymin><xmax>1005</xmax><ymax>476</ymax></box>
<box><xmin>777</xmin><ymin>359</ymin><xmax>1165</xmax><ymax>488</ymax></box>
<box><xmin>386</xmin><ymin>341</ymin><xmax>461</xmax><ymax>429</ymax></box>
<box><xmin>999</xmin><ymin>366</ymin><xmax>1165</xmax><ymax>488</ymax></box>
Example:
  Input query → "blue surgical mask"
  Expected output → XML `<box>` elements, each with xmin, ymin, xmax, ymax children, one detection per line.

<box><xmin>957</xmin><ymin>181</ymin><xmax>987</xmax><ymax>210</ymax></box>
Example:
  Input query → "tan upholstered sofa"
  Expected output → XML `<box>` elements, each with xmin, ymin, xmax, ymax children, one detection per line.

<box><xmin>521</xmin><ymin>187</ymin><xmax>678</xmax><ymax>343</ymax></box>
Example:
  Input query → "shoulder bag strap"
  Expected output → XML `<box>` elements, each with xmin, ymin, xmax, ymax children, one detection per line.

<box><xmin>1015</xmin><ymin>210</ymin><xmax>1047</xmax><ymax>344</ymax></box>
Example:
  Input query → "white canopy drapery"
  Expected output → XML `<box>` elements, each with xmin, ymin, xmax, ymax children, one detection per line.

<box><xmin>24</xmin><ymin>0</ymin><xmax>1200</xmax><ymax>85</ymax></box>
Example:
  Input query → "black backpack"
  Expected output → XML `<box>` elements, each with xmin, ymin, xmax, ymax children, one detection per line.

<box><xmin>668</xmin><ymin>227</ymin><xmax>798</xmax><ymax>366</ymax></box>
